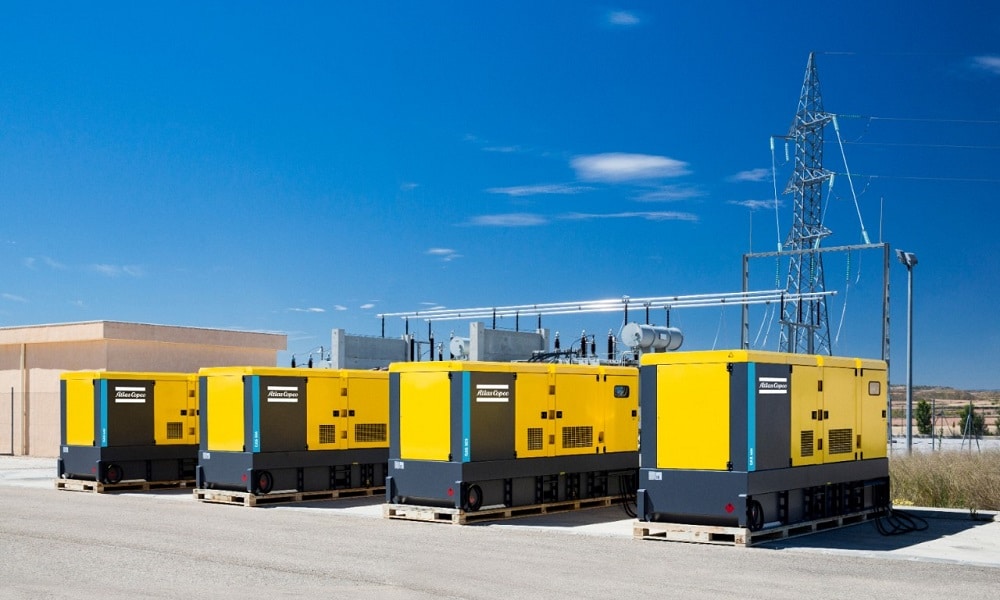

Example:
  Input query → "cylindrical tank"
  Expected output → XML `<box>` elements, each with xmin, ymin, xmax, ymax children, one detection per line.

<box><xmin>619</xmin><ymin>323</ymin><xmax>683</xmax><ymax>352</ymax></box>
<box><xmin>449</xmin><ymin>337</ymin><xmax>471</xmax><ymax>360</ymax></box>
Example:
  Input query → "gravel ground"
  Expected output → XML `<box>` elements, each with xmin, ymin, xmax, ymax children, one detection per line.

<box><xmin>1</xmin><ymin>456</ymin><xmax>998</xmax><ymax>599</ymax></box>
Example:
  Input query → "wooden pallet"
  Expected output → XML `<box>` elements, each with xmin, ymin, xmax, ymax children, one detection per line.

<box><xmin>193</xmin><ymin>486</ymin><xmax>385</xmax><ymax>507</ymax></box>
<box><xmin>384</xmin><ymin>495</ymin><xmax>622</xmax><ymax>525</ymax></box>
<box><xmin>633</xmin><ymin>510</ymin><xmax>875</xmax><ymax>547</ymax></box>
<box><xmin>55</xmin><ymin>478</ymin><xmax>195</xmax><ymax>494</ymax></box>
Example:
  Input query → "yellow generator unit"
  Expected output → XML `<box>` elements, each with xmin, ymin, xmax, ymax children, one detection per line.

<box><xmin>197</xmin><ymin>367</ymin><xmax>389</xmax><ymax>494</ymax></box>
<box><xmin>387</xmin><ymin>361</ymin><xmax>638</xmax><ymax>511</ymax></box>
<box><xmin>58</xmin><ymin>371</ymin><xmax>199</xmax><ymax>484</ymax></box>
<box><xmin>637</xmin><ymin>350</ymin><xmax>889</xmax><ymax>530</ymax></box>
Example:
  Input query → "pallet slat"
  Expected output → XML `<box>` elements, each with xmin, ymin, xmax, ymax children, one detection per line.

<box><xmin>384</xmin><ymin>495</ymin><xmax>622</xmax><ymax>525</ymax></box>
<box><xmin>55</xmin><ymin>478</ymin><xmax>195</xmax><ymax>494</ymax></box>
<box><xmin>193</xmin><ymin>486</ymin><xmax>385</xmax><ymax>507</ymax></box>
<box><xmin>633</xmin><ymin>510</ymin><xmax>875</xmax><ymax>547</ymax></box>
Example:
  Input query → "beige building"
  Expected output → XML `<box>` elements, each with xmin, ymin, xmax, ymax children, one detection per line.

<box><xmin>0</xmin><ymin>321</ymin><xmax>286</xmax><ymax>457</ymax></box>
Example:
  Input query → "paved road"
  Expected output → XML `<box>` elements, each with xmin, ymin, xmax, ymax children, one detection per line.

<box><xmin>1</xmin><ymin>457</ymin><xmax>998</xmax><ymax>599</ymax></box>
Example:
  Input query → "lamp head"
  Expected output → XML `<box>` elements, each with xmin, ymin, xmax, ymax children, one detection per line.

<box><xmin>895</xmin><ymin>249</ymin><xmax>918</xmax><ymax>268</ymax></box>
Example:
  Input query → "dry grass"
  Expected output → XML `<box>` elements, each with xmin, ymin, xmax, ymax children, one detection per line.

<box><xmin>890</xmin><ymin>449</ymin><xmax>1000</xmax><ymax>511</ymax></box>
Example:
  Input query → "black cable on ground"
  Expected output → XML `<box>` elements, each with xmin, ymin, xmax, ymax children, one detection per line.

<box><xmin>617</xmin><ymin>472</ymin><xmax>637</xmax><ymax>518</ymax></box>
<box><xmin>873</xmin><ymin>505</ymin><xmax>929</xmax><ymax>536</ymax></box>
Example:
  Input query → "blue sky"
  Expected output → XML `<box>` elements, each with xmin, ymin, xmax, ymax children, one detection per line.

<box><xmin>1</xmin><ymin>2</ymin><xmax>998</xmax><ymax>388</ymax></box>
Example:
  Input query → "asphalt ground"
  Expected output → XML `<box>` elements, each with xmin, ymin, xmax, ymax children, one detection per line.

<box><xmin>1</xmin><ymin>456</ymin><xmax>998</xmax><ymax>599</ymax></box>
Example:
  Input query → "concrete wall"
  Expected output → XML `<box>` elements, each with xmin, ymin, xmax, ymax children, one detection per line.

<box><xmin>330</xmin><ymin>329</ymin><xmax>407</xmax><ymax>370</ymax></box>
<box><xmin>469</xmin><ymin>322</ymin><xmax>549</xmax><ymax>362</ymax></box>
<box><xmin>0</xmin><ymin>321</ymin><xmax>286</xmax><ymax>457</ymax></box>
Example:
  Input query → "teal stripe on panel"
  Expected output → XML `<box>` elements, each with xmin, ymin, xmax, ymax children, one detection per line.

<box><xmin>462</xmin><ymin>372</ymin><xmax>471</xmax><ymax>462</ymax></box>
<box><xmin>747</xmin><ymin>363</ymin><xmax>756</xmax><ymax>472</ymax></box>
<box><xmin>251</xmin><ymin>376</ymin><xmax>261</xmax><ymax>453</ymax></box>
<box><xmin>99</xmin><ymin>379</ymin><xmax>108</xmax><ymax>447</ymax></box>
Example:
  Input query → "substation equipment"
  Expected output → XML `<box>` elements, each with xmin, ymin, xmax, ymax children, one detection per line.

<box><xmin>58</xmin><ymin>371</ymin><xmax>200</xmax><ymax>484</ymax></box>
<box><xmin>386</xmin><ymin>360</ymin><xmax>639</xmax><ymax>511</ymax></box>
<box><xmin>637</xmin><ymin>350</ymin><xmax>890</xmax><ymax>531</ymax></box>
<box><xmin>196</xmin><ymin>367</ymin><xmax>389</xmax><ymax>494</ymax></box>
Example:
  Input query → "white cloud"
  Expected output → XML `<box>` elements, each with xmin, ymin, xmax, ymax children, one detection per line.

<box><xmin>483</xmin><ymin>145</ymin><xmax>522</xmax><ymax>153</ymax></box>
<box><xmin>635</xmin><ymin>186</ymin><xmax>705</xmax><ymax>202</ymax></box>
<box><xmin>360</xmin><ymin>303</ymin><xmax>376</xmax><ymax>310</ymax></box>
<box><xmin>571</xmin><ymin>153</ymin><xmax>690</xmax><ymax>182</ymax></box>
<box><xmin>289</xmin><ymin>307</ymin><xmax>325</xmax><ymax>313</ymax></box>
<box><xmin>972</xmin><ymin>55</ymin><xmax>1000</xmax><ymax>75</ymax></box>
<box><xmin>486</xmin><ymin>184</ymin><xmax>593</xmax><ymax>197</ymax></box>
<box><xmin>400</xmin><ymin>182</ymin><xmax>419</xmax><ymax>191</ymax></box>
<box><xmin>91</xmin><ymin>264</ymin><xmax>143</xmax><ymax>277</ymax></box>
<box><xmin>2</xmin><ymin>293</ymin><xmax>27</xmax><ymax>303</ymax></box>
<box><xmin>427</xmin><ymin>248</ymin><xmax>462</xmax><ymax>261</ymax></box>
<box><xmin>333</xmin><ymin>305</ymin><xmax>348</xmax><ymax>311</ymax></box>
<box><xmin>562</xmin><ymin>211</ymin><xmax>699</xmax><ymax>223</ymax></box>
<box><xmin>730</xmin><ymin>168</ymin><xmax>770</xmax><ymax>183</ymax></box>
<box><xmin>468</xmin><ymin>213</ymin><xmax>548</xmax><ymax>227</ymax></box>
<box><xmin>608</xmin><ymin>11</ymin><xmax>640</xmax><ymax>26</ymax></box>
<box><xmin>729</xmin><ymin>199</ymin><xmax>780</xmax><ymax>211</ymax></box>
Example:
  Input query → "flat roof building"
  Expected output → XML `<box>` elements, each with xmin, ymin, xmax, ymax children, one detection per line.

<box><xmin>0</xmin><ymin>321</ymin><xmax>286</xmax><ymax>457</ymax></box>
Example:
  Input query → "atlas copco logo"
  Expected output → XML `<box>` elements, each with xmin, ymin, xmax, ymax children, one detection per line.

<box><xmin>113</xmin><ymin>386</ymin><xmax>147</xmax><ymax>403</ymax></box>
<box><xmin>266</xmin><ymin>386</ymin><xmax>300</xmax><ymax>402</ymax></box>
<box><xmin>758</xmin><ymin>377</ymin><xmax>789</xmax><ymax>395</ymax></box>
<box><xmin>475</xmin><ymin>383</ymin><xmax>510</xmax><ymax>402</ymax></box>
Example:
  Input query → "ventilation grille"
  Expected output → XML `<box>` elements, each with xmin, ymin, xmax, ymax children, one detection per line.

<box><xmin>166</xmin><ymin>422</ymin><xmax>183</xmax><ymax>440</ymax></box>
<box><xmin>527</xmin><ymin>428</ymin><xmax>543</xmax><ymax>451</ymax></box>
<box><xmin>319</xmin><ymin>424</ymin><xmax>336</xmax><ymax>444</ymax></box>
<box><xmin>828</xmin><ymin>428</ymin><xmax>854</xmax><ymax>455</ymax></box>
<box><xmin>355</xmin><ymin>423</ymin><xmax>387</xmax><ymax>443</ymax></box>
<box><xmin>562</xmin><ymin>426</ymin><xmax>593</xmax><ymax>449</ymax></box>
<box><xmin>800</xmin><ymin>430</ymin><xmax>814</xmax><ymax>457</ymax></box>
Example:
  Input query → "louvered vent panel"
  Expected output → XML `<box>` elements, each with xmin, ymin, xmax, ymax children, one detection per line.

<box><xmin>562</xmin><ymin>426</ymin><xmax>593</xmax><ymax>449</ymax></box>
<box><xmin>800</xmin><ymin>430</ymin><xmax>814</xmax><ymax>457</ymax></box>
<box><xmin>166</xmin><ymin>422</ymin><xmax>183</xmax><ymax>439</ymax></box>
<box><xmin>527</xmin><ymin>428</ymin><xmax>543</xmax><ymax>450</ymax></box>
<box><xmin>828</xmin><ymin>428</ymin><xmax>854</xmax><ymax>454</ymax></box>
<box><xmin>319</xmin><ymin>424</ymin><xmax>336</xmax><ymax>444</ymax></box>
<box><xmin>355</xmin><ymin>423</ymin><xmax>388</xmax><ymax>443</ymax></box>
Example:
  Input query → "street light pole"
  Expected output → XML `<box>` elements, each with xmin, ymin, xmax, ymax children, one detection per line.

<box><xmin>896</xmin><ymin>250</ymin><xmax>918</xmax><ymax>455</ymax></box>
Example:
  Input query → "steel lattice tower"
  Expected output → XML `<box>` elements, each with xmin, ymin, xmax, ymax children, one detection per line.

<box><xmin>780</xmin><ymin>53</ymin><xmax>834</xmax><ymax>355</ymax></box>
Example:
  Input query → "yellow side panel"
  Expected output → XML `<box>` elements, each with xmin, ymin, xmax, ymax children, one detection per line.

<box><xmin>656</xmin><ymin>363</ymin><xmax>730</xmax><ymax>470</ymax></box>
<box><xmin>65</xmin><ymin>378</ymin><xmax>95</xmax><ymax>446</ymax></box>
<box><xmin>399</xmin><ymin>371</ymin><xmax>451</xmax><ymax>461</ymax></box>
<box><xmin>554</xmin><ymin>372</ymin><xmax>605</xmax><ymax>457</ymax></box>
<box><xmin>152</xmin><ymin>378</ymin><xmax>194</xmax><ymax>446</ymax></box>
<box><xmin>514</xmin><ymin>371</ymin><xmax>554</xmax><ymax>458</ymax></box>
<box><xmin>790</xmin><ymin>364</ymin><xmax>823</xmax><ymax>466</ymax></box>
<box><xmin>306</xmin><ymin>375</ymin><xmax>344</xmax><ymax>450</ymax></box>
<box><xmin>346</xmin><ymin>373</ymin><xmax>390</xmax><ymax>450</ymax></box>
<box><xmin>859</xmin><ymin>368</ymin><xmax>888</xmax><ymax>459</ymax></box>
<box><xmin>603</xmin><ymin>371</ymin><xmax>639</xmax><ymax>453</ymax></box>
<box><xmin>823</xmin><ymin>366</ymin><xmax>859</xmax><ymax>464</ymax></box>
<box><xmin>205</xmin><ymin>374</ymin><xmax>246</xmax><ymax>452</ymax></box>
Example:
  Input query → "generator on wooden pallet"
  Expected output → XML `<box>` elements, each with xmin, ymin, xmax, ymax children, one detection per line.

<box><xmin>637</xmin><ymin>350</ymin><xmax>890</xmax><ymax>531</ymax></box>
<box><xmin>386</xmin><ymin>361</ymin><xmax>639</xmax><ymax>512</ymax></box>
<box><xmin>58</xmin><ymin>371</ymin><xmax>199</xmax><ymax>485</ymax></box>
<box><xmin>196</xmin><ymin>367</ymin><xmax>389</xmax><ymax>495</ymax></box>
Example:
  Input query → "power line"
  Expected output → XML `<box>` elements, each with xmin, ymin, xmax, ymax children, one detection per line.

<box><xmin>833</xmin><ymin>172</ymin><xmax>1000</xmax><ymax>184</ymax></box>
<box><xmin>834</xmin><ymin>113</ymin><xmax>1000</xmax><ymax>125</ymax></box>
<box><xmin>834</xmin><ymin>141</ymin><xmax>1000</xmax><ymax>151</ymax></box>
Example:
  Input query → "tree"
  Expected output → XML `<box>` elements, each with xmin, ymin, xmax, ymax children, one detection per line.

<box><xmin>957</xmin><ymin>403</ymin><xmax>987</xmax><ymax>438</ymax></box>
<box><xmin>915</xmin><ymin>399</ymin><xmax>932</xmax><ymax>435</ymax></box>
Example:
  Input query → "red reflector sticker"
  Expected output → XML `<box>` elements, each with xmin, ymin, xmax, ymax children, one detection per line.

<box><xmin>447</xmin><ymin>488</ymin><xmax>454</xmax><ymax>497</ymax></box>
<box><xmin>725</xmin><ymin>503</ymin><xmax>735</xmax><ymax>513</ymax></box>
<box><xmin>91</xmin><ymin>467</ymin><xmax>96</xmax><ymax>473</ymax></box>
<box><xmin>241</xmin><ymin>474</ymin><xmax>248</xmax><ymax>482</ymax></box>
